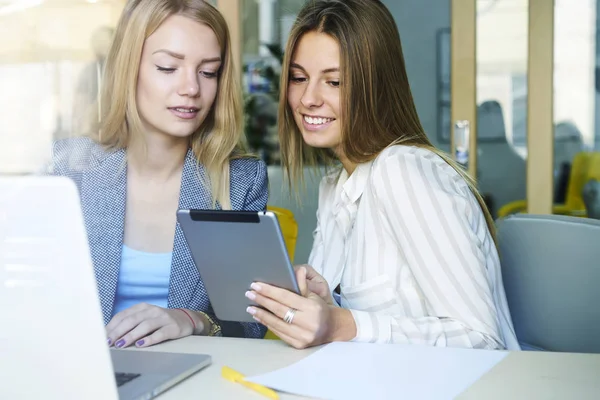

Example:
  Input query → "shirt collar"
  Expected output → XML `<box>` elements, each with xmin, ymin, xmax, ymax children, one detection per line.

<box><xmin>336</xmin><ymin>160</ymin><xmax>374</xmax><ymax>206</ymax></box>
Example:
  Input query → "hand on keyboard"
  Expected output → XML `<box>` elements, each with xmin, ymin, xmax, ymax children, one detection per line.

<box><xmin>106</xmin><ymin>303</ymin><xmax>199</xmax><ymax>348</ymax></box>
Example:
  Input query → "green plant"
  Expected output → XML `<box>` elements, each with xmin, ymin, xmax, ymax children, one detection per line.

<box><xmin>243</xmin><ymin>43</ymin><xmax>283</xmax><ymax>164</ymax></box>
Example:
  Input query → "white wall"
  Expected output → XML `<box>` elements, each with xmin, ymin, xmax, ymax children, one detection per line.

<box><xmin>382</xmin><ymin>0</ymin><xmax>451</xmax><ymax>152</ymax></box>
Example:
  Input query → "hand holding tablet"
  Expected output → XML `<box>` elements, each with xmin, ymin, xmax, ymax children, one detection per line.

<box><xmin>177</xmin><ymin>210</ymin><xmax>300</xmax><ymax>323</ymax></box>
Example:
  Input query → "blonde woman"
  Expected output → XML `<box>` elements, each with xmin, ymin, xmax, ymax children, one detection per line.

<box><xmin>51</xmin><ymin>0</ymin><xmax>267</xmax><ymax>346</ymax></box>
<box><xmin>245</xmin><ymin>0</ymin><xmax>520</xmax><ymax>351</ymax></box>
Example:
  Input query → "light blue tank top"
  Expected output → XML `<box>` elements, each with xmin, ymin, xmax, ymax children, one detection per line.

<box><xmin>112</xmin><ymin>245</ymin><xmax>172</xmax><ymax>316</ymax></box>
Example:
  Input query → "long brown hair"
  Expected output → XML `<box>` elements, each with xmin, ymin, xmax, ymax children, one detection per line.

<box><xmin>99</xmin><ymin>0</ymin><xmax>245</xmax><ymax>209</ymax></box>
<box><xmin>278</xmin><ymin>0</ymin><xmax>496</xmax><ymax>241</ymax></box>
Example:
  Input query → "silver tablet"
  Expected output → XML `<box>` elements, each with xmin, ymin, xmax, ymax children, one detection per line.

<box><xmin>176</xmin><ymin>209</ymin><xmax>300</xmax><ymax>323</ymax></box>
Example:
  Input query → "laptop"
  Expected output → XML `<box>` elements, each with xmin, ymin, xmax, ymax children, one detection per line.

<box><xmin>0</xmin><ymin>176</ymin><xmax>211</xmax><ymax>400</ymax></box>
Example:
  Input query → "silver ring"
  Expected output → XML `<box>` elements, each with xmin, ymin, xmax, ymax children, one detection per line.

<box><xmin>283</xmin><ymin>308</ymin><xmax>297</xmax><ymax>324</ymax></box>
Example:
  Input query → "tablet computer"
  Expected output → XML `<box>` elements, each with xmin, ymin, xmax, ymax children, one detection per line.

<box><xmin>176</xmin><ymin>209</ymin><xmax>300</xmax><ymax>323</ymax></box>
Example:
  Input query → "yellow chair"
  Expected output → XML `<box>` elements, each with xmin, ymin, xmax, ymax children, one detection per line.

<box><xmin>587</xmin><ymin>152</ymin><xmax>600</xmax><ymax>182</ymax></box>
<box><xmin>498</xmin><ymin>152</ymin><xmax>594</xmax><ymax>218</ymax></box>
<box><xmin>582</xmin><ymin>153</ymin><xmax>600</xmax><ymax>218</ymax></box>
<box><xmin>263</xmin><ymin>206</ymin><xmax>298</xmax><ymax>340</ymax></box>
<box><xmin>267</xmin><ymin>206</ymin><xmax>298</xmax><ymax>262</ymax></box>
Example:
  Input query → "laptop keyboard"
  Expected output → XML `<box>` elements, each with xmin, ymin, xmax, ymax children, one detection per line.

<box><xmin>115</xmin><ymin>372</ymin><xmax>141</xmax><ymax>387</ymax></box>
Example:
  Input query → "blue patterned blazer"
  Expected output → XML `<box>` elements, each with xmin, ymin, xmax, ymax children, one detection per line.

<box><xmin>50</xmin><ymin>137</ymin><xmax>268</xmax><ymax>339</ymax></box>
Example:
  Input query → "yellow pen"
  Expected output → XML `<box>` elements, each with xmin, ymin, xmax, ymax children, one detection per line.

<box><xmin>221</xmin><ymin>366</ymin><xmax>280</xmax><ymax>400</ymax></box>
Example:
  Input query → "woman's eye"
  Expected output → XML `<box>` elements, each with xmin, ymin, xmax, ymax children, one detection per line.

<box><xmin>328</xmin><ymin>81</ymin><xmax>340</xmax><ymax>88</ymax></box>
<box><xmin>290</xmin><ymin>76</ymin><xmax>307</xmax><ymax>83</ymax></box>
<box><xmin>200</xmin><ymin>71</ymin><xmax>218</xmax><ymax>79</ymax></box>
<box><xmin>156</xmin><ymin>66</ymin><xmax>176</xmax><ymax>74</ymax></box>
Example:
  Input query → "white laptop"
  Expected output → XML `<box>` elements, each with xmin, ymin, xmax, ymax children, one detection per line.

<box><xmin>0</xmin><ymin>176</ymin><xmax>211</xmax><ymax>400</ymax></box>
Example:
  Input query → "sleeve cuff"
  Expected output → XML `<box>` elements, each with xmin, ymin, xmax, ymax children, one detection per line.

<box><xmin>349</xmin><ymin>309</ymin><xmax>393</xmax><ymax>344</ymax></box>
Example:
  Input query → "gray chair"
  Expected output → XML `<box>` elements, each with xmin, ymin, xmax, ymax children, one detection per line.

<box><xmin>497</xmin><ymin>214</ymin><xmax>600</xmax><ymax>353</ymax></box>
<box><xmin>583</xmin><ymin>179</ymin><xmax>600</xmax><ymax>219</ymax></box>
<box><xmin>476</xmin><ymin>100</ymin><xmax>526</xmax><ymax>218</ymax></box>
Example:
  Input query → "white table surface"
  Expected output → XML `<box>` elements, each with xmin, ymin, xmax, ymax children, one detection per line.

<box><xmin>140</xmin><ymin>336</ymin><xmax>600</xmax><ymax>400</ymax></box>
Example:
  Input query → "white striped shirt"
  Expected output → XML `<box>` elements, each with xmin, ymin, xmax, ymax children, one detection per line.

<box><xmin>309</xmin><ymin>145</ymin><xmax>520</xmax><ymax>350</ymax></box>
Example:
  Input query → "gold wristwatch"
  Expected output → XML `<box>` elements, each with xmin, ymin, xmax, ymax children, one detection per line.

<box><xmin>199</xmin><ymin>311</ymin><xmax>222</xmax><ymax>337</ymax></box>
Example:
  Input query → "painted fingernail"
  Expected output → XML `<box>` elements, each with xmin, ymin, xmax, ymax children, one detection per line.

<box><xmin>245</xmin><ymin>291</ymin><xmax>256</xmax><ymax>300</ymax></box>
<box><xmin>136</xmin><ymin>340</ymin><xmax>145</xmax><ymax>347</ymax></box>
<box><xmin>115</xmin><ymin>339</ymin><xmax>125</xmax><ymax>348</ymax></box>
<box><xmin>107</xmin><ymin>338</ymin><xmax>112</xmax><ymax>346</ymax></box>
<box><xmin>246</xmin><ymin>306</ymin><xmax>256</xmax><ymax>315</ymax></box>
<box><xmin>250</xmin><ymin>282</ymin><xmax>261</xmax><ymax>291</ymax></box>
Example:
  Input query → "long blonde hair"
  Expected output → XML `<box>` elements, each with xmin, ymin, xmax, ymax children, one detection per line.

<box><xmin>99</xmin><ymin>0</ymin><xmax>245</xmax><ymax>209</ymax></box>
<box><xmin>279</xmin><ymin>0</ymin><xmax>497</xmax><ymax>241</ymax></box>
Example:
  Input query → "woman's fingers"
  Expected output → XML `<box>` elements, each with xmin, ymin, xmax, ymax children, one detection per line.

<box><xmin>299</xmin><ymin>264</ymin><xmax>322</xmax><ymax>281</ymax></box>
<box><xmin>106</xmin><ymin>305</ymin><xmax>196</xmax><ymax>347</ymax></box>
<box><xmin>135</xmin><ymin>326</ymin><xmax>171</xmax><ymax>348</ymax></box>
<box><xmin>296</xmin><ymin>266</ymin><xmax>308</xmax><ymax>296</ymax></box>
<box><xmin>113</xmin><ymin>318</ymin><xmax>162</xmax><ymax>348</ymax></box>
<box><xmin>246</xmin><ymin>290</ymin><xmax>291</xmax><ymax>320</ymax></box>
<box><xmin>106</xmin><ymin>307</ymin><xmax>155</xmax><ymax>346</ymax></box>
<box><xmin>250</xmin><ymin>307</ymin><xmax>316</xmax><ymax>349</ymax></box>
<box><xmin>106</xmin><ymin>302</ymin><xmax>151</xmax><ymax>335</ymax></box>
<box><xmin>293</xmin><ymin>265</ymin><xmax>332</xmax><ymax>303</ymax></box>
<box><xmin>248</xmin><ymin>282</ymin><xmax>307</xmax><ymax>310</ymax></box>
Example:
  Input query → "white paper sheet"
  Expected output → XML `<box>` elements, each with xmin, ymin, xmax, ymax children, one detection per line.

<box><xmin>247</xmin><ymin>342</ymin><xmax>508</xmax><ymax>400</ymax></box>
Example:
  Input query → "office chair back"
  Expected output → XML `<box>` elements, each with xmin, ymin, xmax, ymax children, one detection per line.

<box><xmin>585</xmin><ymin>152</ymin><xmax>600</xmax><ymax>181</ymax></box>
<box><xmin>497</xmin><ymin>151</ymin><xmax>592</xmax><ymax>218</ymax></box>
<box><xmin>564</xmin><ymin>151</ymin><xmax>593</xmax><ymax>211</ymax></box>
<box><xmin>267</xmin><ymin>206</ymin><xmax>298</xmax><ymax>263</ymax></box>
<box><xmin>583</xmin><ymin>153</ymin><xmax>600</xmax><ymax>219</ymax></box>
<box><xmin>497</xmin><ymin>214</ymin><xmax>600</xmax><ymax>353</ymax></box>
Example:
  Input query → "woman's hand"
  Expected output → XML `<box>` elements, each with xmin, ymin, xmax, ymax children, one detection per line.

<box><xmin>295</xmin><ymin>264</ymin><xmax>334</xmax><ymax>305</ymax></box>
<box><xmin>106</xmin><ymin>303</ymin><xmax>203</xmax><ymax>348</ymax></box>
<box><xmin>246</xmin><ymin>267</ymin><xmax>355</xmax><ymax>349</ymax></box>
